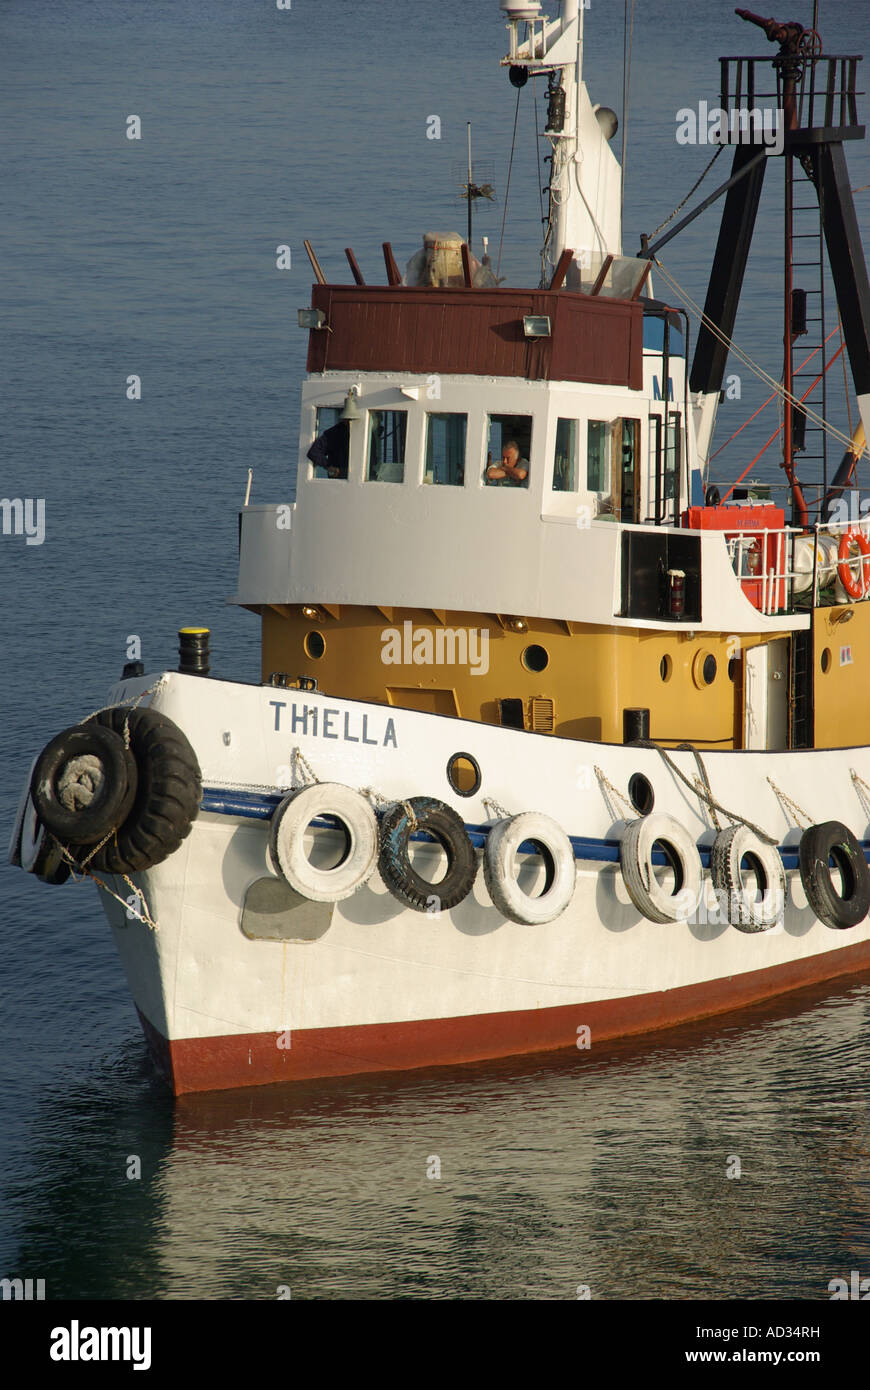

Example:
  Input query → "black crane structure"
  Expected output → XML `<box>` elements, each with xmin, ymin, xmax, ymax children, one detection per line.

<box><xmin>642</xmin><ymin>8</ymin><xmax>870</xmax><ymax>530</ymax></box>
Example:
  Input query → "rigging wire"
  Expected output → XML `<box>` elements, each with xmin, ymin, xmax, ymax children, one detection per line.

<box><xmin>719</xmin><ymin>341</ymin><xmax>846</xmax><ymax>502</ymax></box>
<box><xmin>653</xmin><ymin>257</ymin><xmax>869</xmax><ymax>460</ymax></box>
<box><xmin>533</xmin><ymin>76</ymin><xmax>548</xmax><ymax>284</ymax></box>
<box><xmin>620</xmin><ymin>0</ymin><xmax>636</xmax><ymax>220</ymax></box>
<box><xmin>648</xmin><ymin>145</ymin><xmax>725</xmax><ymax>242</ymax></box>
<box><xmin>708</xmin><ymin>327</ymin><xmax>841</xmax><ymax>462</ymax></box>
<box><xmin>496</xmin><ymin>85</ymin><xmax>523</xmax><ymax>284</ymax></box>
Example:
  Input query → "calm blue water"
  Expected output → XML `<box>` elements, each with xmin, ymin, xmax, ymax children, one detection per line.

<box><xmin>2</xmin><ymin>0</ymin><xmax>870</xmax><ymax>1302</ymax></box>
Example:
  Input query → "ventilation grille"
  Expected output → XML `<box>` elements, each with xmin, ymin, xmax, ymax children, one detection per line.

<box><xmin>529</xmin><ymin>697</ymin><xmax>555</xmax><ymax>733</ymax></box>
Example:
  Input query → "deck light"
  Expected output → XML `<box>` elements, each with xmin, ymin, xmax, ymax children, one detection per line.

<box><xmin>523</xmin><ymin>315</ymin><xmax>552</xmax><ymax>337</ymax></box>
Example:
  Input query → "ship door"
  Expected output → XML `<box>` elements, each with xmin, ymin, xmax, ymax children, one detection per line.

<box><xmin>743</xmin><ymin>640</ymin><xmax>789</xmax><ymax>750</ymax></box>
<box><xmin>615</xmin><ymin>418</ymin><xmax>640</xmax><ymax>523</ymax></box>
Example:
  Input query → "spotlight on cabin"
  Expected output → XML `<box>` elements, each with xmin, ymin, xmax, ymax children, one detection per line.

<box><xmin>523</xmin><ymin>315</ymin><xmax>552</xmax><ymax>338</ymax></box>
<box><xmin>298</xmin><ymin>308</ymin><xmax>327</xmax><ymax>329</ymax></box>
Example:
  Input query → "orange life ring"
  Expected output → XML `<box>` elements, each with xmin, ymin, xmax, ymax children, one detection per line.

<box><xmin>837</xmin><ymin>529</ymin><xmax>870</xmax><ymax>599</ymax></box>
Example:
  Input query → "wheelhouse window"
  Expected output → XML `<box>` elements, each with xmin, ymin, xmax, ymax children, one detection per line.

<box><xmin>619</xmin><ymin>418</ymin><xmax>641</xmax><ymax>524</ymax></box>
<box><xmin>425</xmin><ymin>413</ymin><xmax>466</xmax><ymax>486</ymax></box>
<box><xmin>485</xmin><ymin>414</ymin><xmax>532</xmax><ymax>487</ymax></box>
<box><xmin>587</xmin><ymin>421</ymin><xmax>609</xmax><ymax>495</ymax></box>
<box><xmin>307</xmin><ymin>406</ymin><xmax>348</xmax><ymax>480</ymax></box>
<box><xmin>367</xmin><ymin>410</ymin><xmax>407</xmax><ymax>482</ymax></box>
<box><xmin>552</xmin><ymin>418</ymin><xmax>578</xmax><ymax>492</ymax></box>
<box><xmin>588</xmin><ymin>417</ymin><xmax>641</xmax><ymax>521</ymax></box>
<box><xmin>665</xmin><ymin>411</ymin><xmax>681</xmax><ymax>504</ymax></box>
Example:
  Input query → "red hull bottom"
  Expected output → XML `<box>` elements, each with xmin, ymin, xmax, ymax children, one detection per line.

<box><xmin>138</xmin><ymin>938</ymin><xmax>870</xmax><ymax>1095</ymax></box>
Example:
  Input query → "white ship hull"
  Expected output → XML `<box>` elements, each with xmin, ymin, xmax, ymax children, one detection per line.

<box><xmin>94</xmin><ymin>674</ymin><xmax>870</xmax><ymax>1093</ymax></box>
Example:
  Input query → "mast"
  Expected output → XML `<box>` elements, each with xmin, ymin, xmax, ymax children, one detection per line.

<box><xmin>499</xmin><ymin>0</ymin><xmax>622</xmax><ymax>284</ymax></box>
<box><xmin>691</xmin><ymin>12</ymin><xmax>870</xmax><ymax>500</ymax></box>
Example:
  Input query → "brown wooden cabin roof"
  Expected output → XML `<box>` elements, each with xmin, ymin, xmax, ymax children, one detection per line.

<box><xmin>305</xmin><ymin>283</ymin><xmax>644</xmax><ymax>390</ymax></box>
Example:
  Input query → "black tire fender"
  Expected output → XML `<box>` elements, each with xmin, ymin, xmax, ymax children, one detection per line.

<box><xmin>798</xmin><ymin>820</ymin><xmax>870</xmax><ymax>930</ymax></box>
<box><xmin>81</xmin><ymin>707</ymin><xmax>202</xmax><ymax>873</ymax></box>
<box><xmin>31</xmin><ymin>725</ymin><xmax>138</xmax><ymax>847</ymax></box>
<box><xmin>379</xmin><ymin>796</ymin><xmax>477</xmax><ymax>912</ymax></box>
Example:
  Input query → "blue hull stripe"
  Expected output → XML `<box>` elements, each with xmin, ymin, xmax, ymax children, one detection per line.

<box><xmin>199</xmin><ymin>786</ymin><xmax>851</xmax><ymax>869</ymax></box>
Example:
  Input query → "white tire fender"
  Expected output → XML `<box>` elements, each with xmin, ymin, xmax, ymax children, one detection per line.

<box><xmin>484</xmin><ymin>811</ymin><xmax>576</xmax><ymax>925</ymax></box>
<box><xmin>620</xmin><ymin>813</ymin><xmax>702</xmax><ymax>924</ymax></box>
<box><xmin>710</xmin><ymin>824</ymin><xmax>786</xmax><ymax>931</ymax></box>
<box><xmin>269</xmin><ymin>783</ymin><xmax>378</xmax><ymax>903</ymax></box>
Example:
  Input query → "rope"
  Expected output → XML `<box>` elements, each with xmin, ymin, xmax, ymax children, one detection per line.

<box><xmin>647</xmin><ymin>145</ymin><xmax>725</xmax><ymax>242</ymax></box>
<box><xmin>765</xmin><ymin>777</ymin><xmax>812</xmax><ymax>830</ymax></box>
<box><xmin>679</xmin><ymin>743</ymin><xmax>722</xmax><ymax>831</ymax></box>
<box><xmin>653</xmin><ymin>259</ymin><xmax>870</xmax><ymax>462</ymax></box>
<box><xmin>496</xmin><ymin>86</ymin><xmax>522</xmax><ymax>283</ymax></box>
<box><xmin>58</xmin><ymin>755</ymin><xmax>104</xmax><ymax>811</ymax></box>
<box><xmin>635</xmin><ymin>741</ymin><xmax>778</xmax><ymax>844</ymax></box>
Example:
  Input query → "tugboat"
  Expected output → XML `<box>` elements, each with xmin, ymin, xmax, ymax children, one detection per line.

<box><xmin>10</xmin><ymin>2</ymin><xmax>870</xmax><ymax>1094</ymax></box>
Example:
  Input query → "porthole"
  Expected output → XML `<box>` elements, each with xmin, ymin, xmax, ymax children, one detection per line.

<box><xmin>522</xmin><ymin>644</ymin><xmax>549</xmax><ymax>672</ymax></box>
<box><xmin>304</xmin><ymin>630</ymin><xmax>325</xmax><ymax>660</ymax></box>
<box><xmin>728</xmin><ymin>656</ymin><xmax>740</xmax><ymax>682</ymax></box>
<box><xmin>628</xmin><ymin>772</ymin><xmax>655</xmax><ymax>816</ymax></box>
<box><xmin>659</xmin><ymin>655</ymin><xmax>673</xmax><ymax>682</ymax></box>
<box><xmin>820</xmin><ymin>647</ymin><xmax>832</xmax><ymax>674</ymax></box>
<box><xmin>692</xmin><ymin>650</ymin><xmax>717</xmax><ymax>688</ymax></box>
<box><xmin>446</xmin><ymin>752</ymin><xmax>481</xmax><ymax>797</ymax></box>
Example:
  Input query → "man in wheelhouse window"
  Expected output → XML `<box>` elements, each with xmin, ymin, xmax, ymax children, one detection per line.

<box><xmin>486</xmin><ymin>440</ymin><xmax>528</xmax><ymax>486</ymax></box>
<box><xmin>307</xmin><ymin>419</ymin><xmax>349</xmax><ymax>478</ymax></box>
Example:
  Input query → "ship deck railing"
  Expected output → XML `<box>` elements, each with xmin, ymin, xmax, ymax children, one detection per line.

<box><xmin>719</xmin><ymin>54</ymin><xmax>864</xmax><ymax>141</ymax></box>
<box><xmin>811</xmin><ymin>515</ymin><xmax>870</xmax><ymax>606</ymax></box>
<box><xmin>726</xmin><ymin>525</ymin><xmax>802</xmax><ymax>616</ymax></box>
